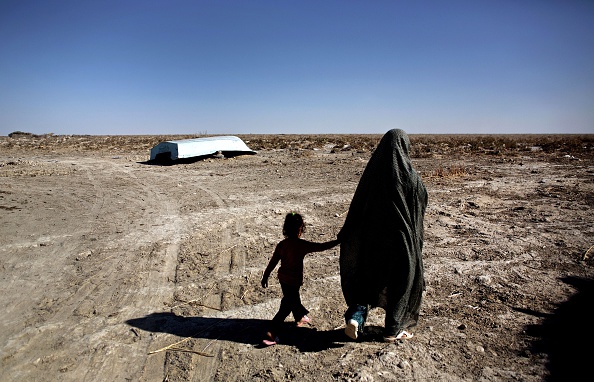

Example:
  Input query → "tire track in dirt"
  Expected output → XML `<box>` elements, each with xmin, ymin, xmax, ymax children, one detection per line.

<box><xmin>0</xmin><ymin>158</ymin><xmax>183</xmax><ymax>381</ymax></box>
<box><xmin>174</xmin><ymin>184</ymin><xmax>232</xmax><ymax>382</ymax></box>
<box><xmin>0</xmin><ymin>160</ymin><xmax>115</xmax><ymax>380</ymax></box>
<box><xmin>160</xmin><ymin>182</ymin><xmax>253</xmax><ymax>382</ymax></box>
<box><xmin>73</xmin><ymin>160</ymin><xmax>184</xmax><ymax>381</ymax></box>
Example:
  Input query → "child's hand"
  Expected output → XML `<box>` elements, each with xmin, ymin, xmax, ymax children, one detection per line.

<box><xmin>261</xmin><ymin>278</ymin><xmax>268</xmax><ymax>288</ymax></box>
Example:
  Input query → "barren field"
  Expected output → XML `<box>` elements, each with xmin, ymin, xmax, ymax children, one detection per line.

<box><xmin>1</xmin><ymin>133</ymin><xmax>593</xmax><ymax>382</ymax></box>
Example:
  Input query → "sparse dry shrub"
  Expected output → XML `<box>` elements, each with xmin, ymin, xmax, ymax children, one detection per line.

<box><xmin>410</xmin><ymin>134</ymin><xmax>594</xmax><ymax>160</ymax></box>
<box><xmin>430</xmin><ymin>165</ymin><xmax>468</xmax><ymax>178</ymax></box>
<box><xmin>8</xmin><ymin>131</ymin><xmax>38</xmax><ymax>138</ymax></box>
<box><xmin>241</xmin><ymin>134</ymin><xmax>380</xmax><ymax>152</ymax></box>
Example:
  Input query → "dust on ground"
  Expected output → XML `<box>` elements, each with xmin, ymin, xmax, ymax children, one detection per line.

<box><xmin>1</xmin><ymin>133</ymin><xmax>593</xmax><ymax>381</ymax></box>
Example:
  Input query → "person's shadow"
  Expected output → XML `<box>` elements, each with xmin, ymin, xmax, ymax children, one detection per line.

<box><xmin>126</xmin><ymin>312</ymin><xmax>347</xmax><ymax>352</ymax></box>
<box><xmin>523</xmin><ymin>276</ymin><xmax>594</xmax><ymax>382</ymax></box>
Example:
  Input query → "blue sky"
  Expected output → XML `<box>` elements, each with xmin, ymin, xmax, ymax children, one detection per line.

<box><xmin>1</xmin><ymin>0</ymin><xmax>593</xmax><ymax>136</ymax></box>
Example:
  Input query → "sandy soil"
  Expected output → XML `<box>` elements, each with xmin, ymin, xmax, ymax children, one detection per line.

<box><xmin>1</xmin><ymin>133</ymin><xmax>593</xmax><ymax>382</ymax></box>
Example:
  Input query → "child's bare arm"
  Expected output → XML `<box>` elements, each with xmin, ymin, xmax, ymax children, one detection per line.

<box><xmin>261</xmin><ymin>249</ymin><xmax>280</xmax><ymax>288</ymax></box>
<box><xmin>321</xmin><ymin>239</ymin><xmax>340</xmax><ymax>250</ymax></box>
<box><xmin>307</xmin><ymin>238</ymin><xmax>340</xmax><ymax>253</ymax></box>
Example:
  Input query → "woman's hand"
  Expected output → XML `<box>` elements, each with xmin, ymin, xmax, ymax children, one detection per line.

<box><xmin>261</xmin><ymin>278</ymin><xmax>268</xmax><ymax>288</ymax></box>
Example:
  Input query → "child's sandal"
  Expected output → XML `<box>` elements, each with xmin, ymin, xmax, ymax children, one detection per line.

<box><xmin>263</xmin><ymin>332</ymin><xmax>279</xmax><ymax>346</ymax></box>
<box><xmin>296</xmin><ymin>315</ymin><xmax>311</xmax><ymax>327</ymax></box>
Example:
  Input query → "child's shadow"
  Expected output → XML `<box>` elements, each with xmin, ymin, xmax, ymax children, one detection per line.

<box><xmin>126</xmin><ymin>312</ymin><xmax>346</xmax><ymax>352</ymax></box>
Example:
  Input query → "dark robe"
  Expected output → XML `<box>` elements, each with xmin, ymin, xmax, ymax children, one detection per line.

<box><xmin>338</xmin><ymin>129</ymin><xmax>428</xmax><ymax>332</ymax></box>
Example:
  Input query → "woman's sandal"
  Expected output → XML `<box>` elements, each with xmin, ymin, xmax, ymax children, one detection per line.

<box><xmin>345</xmin><ymin>319</ymin><xmax>359</xmax><ymax>340</ymax></box>
<box><xmin>383</xmin><ymin>330</ymin><xmax>414</xmax><ymax>343</ymax></box>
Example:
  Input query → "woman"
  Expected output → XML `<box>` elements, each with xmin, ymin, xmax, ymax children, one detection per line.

<box><xmin>338</xmin><ymin>129</ymin><xmax>428</xmax><ymax>342</ymax></box>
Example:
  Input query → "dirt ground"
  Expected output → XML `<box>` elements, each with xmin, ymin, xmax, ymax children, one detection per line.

<box><xmin>1</xmin><ymin>133</ymin><xmax>593</xmax><ymax>382</ymax></box>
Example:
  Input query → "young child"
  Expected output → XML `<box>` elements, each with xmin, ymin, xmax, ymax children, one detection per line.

<box><xmin>260</xmin><ymin>212</ymin><xmax>339</xmax><ymax>346</ymax></box>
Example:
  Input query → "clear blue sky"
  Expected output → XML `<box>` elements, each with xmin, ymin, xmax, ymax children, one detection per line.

<box><xmin>1</xmin><ymin>0</ymin><xmax>593</xmax><ymax>136</ymax></box>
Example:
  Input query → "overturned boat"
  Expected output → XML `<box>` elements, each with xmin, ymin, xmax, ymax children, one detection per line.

<box><xmin>149</xmin><ymin>136</ymin><xmax>256</xmax><ymax>162</ymax></box>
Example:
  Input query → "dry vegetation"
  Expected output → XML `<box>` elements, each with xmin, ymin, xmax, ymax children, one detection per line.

<box><xmin>3</xmin><ymin>132</ymin><xmax>593</xmax><ymax>159</ymax></box>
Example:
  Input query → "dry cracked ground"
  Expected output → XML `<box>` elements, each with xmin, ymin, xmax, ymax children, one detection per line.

<box><xmin>0</xmin><ymin>133</ymin><xmax>593</xmax><ymax>382</ymax></box>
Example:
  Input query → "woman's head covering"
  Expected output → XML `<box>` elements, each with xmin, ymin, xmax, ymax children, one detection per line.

<box><xmin>339</xmin><ymin>129</ymin><xmax>425</xmax><ymax>241</ymax></box>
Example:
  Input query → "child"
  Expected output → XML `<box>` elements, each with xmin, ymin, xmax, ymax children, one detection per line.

<box><xmin>260</xmin><ymin>212</ymin><xmax>339</xmax><ymax>346</ymax></box>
